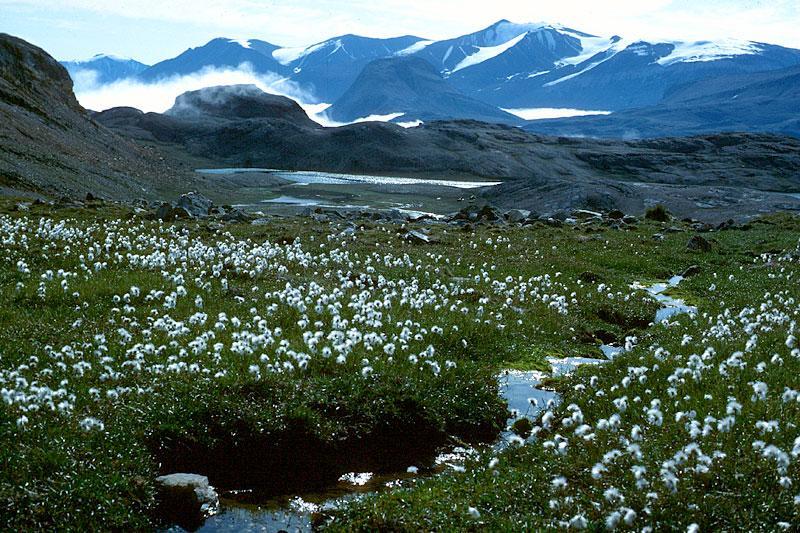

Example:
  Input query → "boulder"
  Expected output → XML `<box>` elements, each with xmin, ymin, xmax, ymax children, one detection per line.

<box><xmin>401</xmin><ymin>229</ymin><xmax>431</xmax><ymax>244</ymax></box>
<box><xmin>155</xmin><ymin>202</ymin><xmax>177</xmax><ymax>221</ymax></box>
<box><xmin>155</xmin><ymin>473</ymin><xmax>219</xmax><ymax>530</ymax></box>
<box><xmin>220</xmin><ymin>208</ymin><xmax>251</xmax><ymax>223</ymax></box>
<box><xmin>477</xmin><ymin>204</ymin><xmax>501</xmax><ymax>221</ymax></box>
<box><xmin>505</xmin><ymin>209</ymin><xmax>530</xmax><ymax>224</ymax></box>
<box><xmin>608</xmin><ymin>209</ymin><xmax>625</xmax><ymax>220</ymax></box>
<box><xmin>687</xmin><ymin>235</ymin><xmax>713</xmax><ymax>252</ymax></box>
<box><xmin>155</xmin><ymin>203</ymin><xmax>193</xmax><ymax>221</ymax></box>
<box><xmin>572</xmin><ymin>209</ymin><xmax>603</xmax><ymax>220</ymax></box>
<box><xmin>177</xmin><ymin>192</ymin><xmax>214</xmax><ymax>218</ymax></box>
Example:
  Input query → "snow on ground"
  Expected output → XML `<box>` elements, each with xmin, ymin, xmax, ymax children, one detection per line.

<box><xmin>352</xmin><ymin>112</ymin><xmax>405</xmax><ymax>123</ymax></box>
<box><xmin>502</xmin><ymin>108</ymin><xmax>612</xmax><ymax>120</ymax></box>
<box><xmin>395</xmin><ymin>119</ymin><xmax>424</xmax><ymax>128</ymax></box>
<box><xmin>449</xmin><ymin>32</ymin><xmax>528</xmax><ymax>74</ymax></box>
<box><xmin>656</xmin><ymin>39</ymin><xmax>763</xmax><ymax>66</ymax></box>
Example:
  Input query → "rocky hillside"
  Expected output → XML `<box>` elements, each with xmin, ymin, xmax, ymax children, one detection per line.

<box><xmin>0</xmin><ymin>33</ymin><xmax>201</xmax><ymax>199</ymax></box>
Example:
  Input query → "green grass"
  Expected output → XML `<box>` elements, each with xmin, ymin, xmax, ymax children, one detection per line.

<box><xmin>327</xmin><ymin>216</ymin><xmax>800</xmax><ymax>531</ymax></box>
<box><xmin>0</xmin><ymin>198</ymin><xmax>799</xmax><ymax>530</ymax></box>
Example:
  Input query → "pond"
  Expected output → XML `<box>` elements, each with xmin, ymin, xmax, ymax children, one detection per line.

<box><xmin>177</xmin><ymin>277</ymin><xmax>697</xmax><ymax>532</ymax></box>
<box><xmin>196</xmin><ymin>169</ymin><xmax>502</xmax><ymax>190</ymax></box>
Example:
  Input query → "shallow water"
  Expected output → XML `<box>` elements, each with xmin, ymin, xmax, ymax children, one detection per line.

<box><xmin>262</xmin><ymin>195</ymin><xmax>321</xmax><ymax>206</ymax></box>
<box><xmin>185</xmin><ymin>277</ymin><xmax>698</xmax><ymax>531</ymax></box>
<box><xmin>196</xmin><ymin>168</ymin><xmax>502</xmax><ymax>189</ymax></box>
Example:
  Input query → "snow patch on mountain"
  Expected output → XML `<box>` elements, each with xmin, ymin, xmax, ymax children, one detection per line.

<box><xmin>353</xmin><ymin>112</ymin><xmax>405</xmax><ymax>123</ymax></box>
<box><xmin>484</xmin><ymin>21</ymin><xmax>546</xmax><ymax>46</ymax></box>
<box><xmin>272</xmin><ymin>41</ymin><xmax>327</xmax><ymax>65</ymax></box>
<box><xmin>545</xmin><ymin>38</ymin><xmax>631</xmax><ymax>86</ymax></box>
<box><xmin>449</xmin><ymin>32</ymin><xmax>528</xmax><ymax>74</ymax></box>
<box><xmin>396</xmin><ymin>40</ymin><xmax>435</xmax><ymax>56</ymax></box>
<box><xmin>656</xmin><ymin>39</ymin><xmax>763</xmax><ymax>66</ymax></box>
<box><xmin>228</xmin><ymin>39</ymin><xmax>252</xmax><ymax>49</ymax></box>
<box><xmin>557</xmin><ymin>31</ymin><xmax>621</xmax><ymax>67</ymax></box>
<box><xmin>503</xmin><ymin>108</ymin><xmax>611</xmax><ymax>120</ymax></box>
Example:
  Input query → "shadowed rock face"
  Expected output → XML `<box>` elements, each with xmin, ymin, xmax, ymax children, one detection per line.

<box><xmin>0</xmin><ymin>33</ymin><xmax>202</xmax><ymax>199</ymax></box>
<box><xmin>167</xmin><ymin>85</ymin><xmax>319</xmax><ymax>127</ymax></box>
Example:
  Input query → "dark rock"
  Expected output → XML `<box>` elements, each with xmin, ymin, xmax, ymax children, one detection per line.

<box><xmin>645</xmin><ymin>204</ymin><xmax>672</xmax><ymax>222</ymax></box>
<box><xmin>608</xmin><ymin>209</ymin><xmax>625</xmax><ymax>220</ymax></box>
<box><xmin>681</xmin><ymin>265</ymin><xmax>702</xmax><ymax>278</ymax></box>
<box><xmin>220</xmin><ymin>208</ymin><xmax>251</xmax><ymax>223</ymax></box>
<box><xmin>691</xmin><ymin>222</ymin><xmax>715</xmax><ymax>233</ymax></box>
<box><xmin>687</xmin><ymin>235</ymin><xmax>713</xmax><ymax>252</ymax></box>
<box><xmin>477</xmin><ymin>204</ymin><xmax>501</xmax><ymax>221</ymax></box>
<box><xmin>622</xmin><ymin>215</ymin><xmax>638</xmax><ymax>225</ymax></box>
<box><xmin>505</xmin><ymin>209</ymin><xmax>529</xmax><ymax>224</ymax></box>
<box><xmin>155</xmin><ymin>202</ymin><xmax>176</xmax><ymax>220</ymax></box>
<box><xmin>717</xmin><ymin>219</ymin><xmax>736</xmax><ymax>230</ymax></box>
<box><xmin>579</xmin><ymin>271</ymin><xmax>602</xmax><ymax>283</ymax></box>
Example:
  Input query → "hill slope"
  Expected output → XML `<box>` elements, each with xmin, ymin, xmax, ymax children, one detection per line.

<box><xmin>0</xmin><ymin>33</ymin><xmax>200</xmax><ymax>198</ymax></box>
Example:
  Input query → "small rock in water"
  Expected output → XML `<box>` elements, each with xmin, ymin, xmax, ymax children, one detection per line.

<box><xmin>155</xmin><ymin>473</ymin><xmax>219</xmax><ymax>530</ymax></box>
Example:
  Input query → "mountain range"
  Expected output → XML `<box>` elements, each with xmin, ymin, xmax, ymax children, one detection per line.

<box><xmin>3</xmin><ymin>32</ymin><xmax>800</xmax><ymax>222</ymax></box>
<box><xmin>59</xmin><ymin>20</ymin><xmax>800</xmax><ymax>137</ymax></box>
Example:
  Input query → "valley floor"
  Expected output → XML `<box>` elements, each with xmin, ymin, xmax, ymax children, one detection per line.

<box><xmin>0</xmin><ymin>199</ymin><xmax>798</xmax><ymax>530</ymax></box>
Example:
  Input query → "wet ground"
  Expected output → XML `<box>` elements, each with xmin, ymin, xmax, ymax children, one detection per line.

<box><xmin>172</xmin><ymin>277</ymin><xmax>697</xmax><ymax>532</ymax></box>
<box><xmin>196</xmin><ymin>168</ymin><xmax>501</xmax><ymax>216</ymax></box>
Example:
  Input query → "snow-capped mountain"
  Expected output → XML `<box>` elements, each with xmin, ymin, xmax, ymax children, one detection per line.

<box><xmin>271</xmin><ymin>34</ymin><xmax>424</xmax><ymax>101</ymax></box>
<box><xmin>137</xmin><ymin>38</ymin><xmax>289</xmax><ymax>82</ymax></box>
<box><xmin>454</xmin><ymin>22</ymin><xmax>800</xmax><ymax>110</ymax></box>
<box><xmin>62</xmin><ymin>54</ymin><xmax>148</xmax><ymax>86</ymax></box>
<box><xmin>69</xmin><ymin>20</ymin><xmax>800</xmax><ymax>129</ymax></box>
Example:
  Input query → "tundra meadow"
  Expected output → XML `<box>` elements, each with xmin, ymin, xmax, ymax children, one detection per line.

<box><xmin>0</xmin><ymin>199</ymin><xmax>798</xmax><ymax>530</ymax></box>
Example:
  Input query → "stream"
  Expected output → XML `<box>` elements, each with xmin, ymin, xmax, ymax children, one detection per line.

<box><xmin>180</xmin><ymin>277</ymin><xmax>697</xmax><ymax>532</ymax></box>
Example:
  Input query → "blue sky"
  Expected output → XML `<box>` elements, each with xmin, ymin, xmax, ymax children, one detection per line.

<box><xmin>2</xmin><ymin>0</ymin><xmax>799</xmax><ymax>63</ymax></box>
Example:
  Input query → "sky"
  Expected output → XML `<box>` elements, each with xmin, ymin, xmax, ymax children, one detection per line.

<box><xmin>1</xmin><ymin>0</ymin><xmax>800</xmax><ymax>64</ymax></box>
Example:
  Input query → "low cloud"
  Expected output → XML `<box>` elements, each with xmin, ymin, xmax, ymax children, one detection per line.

<box><xmin>73</xmin><ymin>66</ymin><xmax>422</xmax><ymax>128</ymax></box>
<box><xmin>74</xmin><ymin>63</ymin><xmax>320</xmax><ymax>117</ymax></box>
